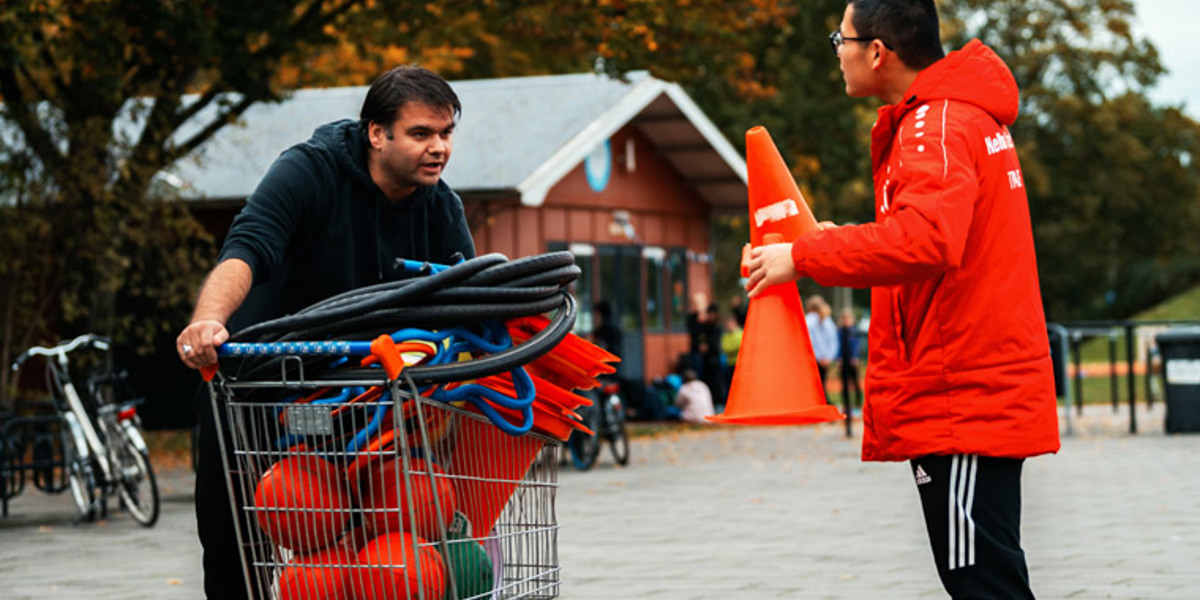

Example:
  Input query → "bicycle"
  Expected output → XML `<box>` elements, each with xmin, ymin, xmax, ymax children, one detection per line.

<box><xmin>0</xmin><ymin>400</ymin><xmax>72</xmax><ymax>517</ymax></box>
<box><xmin>10</xmin><ymin>334</ymin><xmax>160</xmax><ymax>526</ymax></box>
<box><xmin>566</xmin><ymin>377</ymin><xmax>630</xmax><ymax>470</ymax></box>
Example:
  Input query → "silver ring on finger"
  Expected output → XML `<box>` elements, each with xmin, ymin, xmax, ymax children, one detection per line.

<box><xmin>182</xmin><ymin>344</ymin><xmax>194</xmax><ymax>354</ymax></box>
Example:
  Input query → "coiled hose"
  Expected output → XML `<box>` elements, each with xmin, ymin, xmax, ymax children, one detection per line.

<box><xmin>224</xmin><ymin>252</ymin><xmax>580</xmax><ymax>392</ymax></box>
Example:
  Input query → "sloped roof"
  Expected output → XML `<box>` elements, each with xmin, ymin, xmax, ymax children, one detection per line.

<box><xmin>164</xmin><ymin>71</ymin><xmax>747</xmax><ymax>209</ymax></box>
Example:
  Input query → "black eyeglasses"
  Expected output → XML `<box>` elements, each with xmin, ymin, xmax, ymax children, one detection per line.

<box><xmin>828</xmin><ymin>30</ymin><xmax>893</xmax><ymax>55</ymax></box>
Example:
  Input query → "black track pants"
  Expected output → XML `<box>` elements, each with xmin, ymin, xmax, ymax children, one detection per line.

<box><xmin>910</xmin><ymin>454</ymin><xmax>1035</xmax><ymax>600</ymax></box>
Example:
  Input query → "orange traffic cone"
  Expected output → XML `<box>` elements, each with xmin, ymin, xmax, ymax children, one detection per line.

<box><xmin>707</xmin><ymin>126</ymin><xmax>842</xmax><ymax>425</ymax></box>
<box><xmin>744</xmin><ymin>126</ymin><xmax>820</xmax><ymax>247</ymax></box>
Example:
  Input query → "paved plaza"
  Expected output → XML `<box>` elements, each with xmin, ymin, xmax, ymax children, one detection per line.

<box><xmin>1</xmin><ymin>403</ymin><xmax>1197</xmax><ymax>599</ymax></box>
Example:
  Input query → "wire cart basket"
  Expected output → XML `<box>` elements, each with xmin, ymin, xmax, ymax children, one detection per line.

<box><xmin>211</xmin><ymin>368</ymin><xmax>561</xmax><ymax>600</ymax></box>
<box><xmin>201</xmin><ymin>253</ymin><xmax>616</xmax><ymax>600</ymax></box>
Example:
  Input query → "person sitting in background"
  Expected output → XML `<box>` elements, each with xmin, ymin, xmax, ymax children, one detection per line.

<box><xmin>673</xmin><ymin>368</ymin><xmax>715</xmax><ymax>424</ymax></box>
<box><xmin>659</xmin><ymin>373</ymin><xmax>684</xmax><ymax>421</ymax></box>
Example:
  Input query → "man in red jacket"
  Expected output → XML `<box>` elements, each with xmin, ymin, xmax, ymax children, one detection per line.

<box><xmin>746</xmin><ymin>1</ymin><xmax>1059</xmax><ymax>598</ymax></box>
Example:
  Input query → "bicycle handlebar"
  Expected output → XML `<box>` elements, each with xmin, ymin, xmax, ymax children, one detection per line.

<box><xmin>11</xmin><ymin>334</ymin><xmax>111</xmax><ymax>371</ymax></box>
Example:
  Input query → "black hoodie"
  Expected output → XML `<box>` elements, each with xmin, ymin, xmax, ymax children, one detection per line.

<box><xmin>219</xmin><ymin>119</ymin><xmax>477</xmax><ymax>333</ymax></box>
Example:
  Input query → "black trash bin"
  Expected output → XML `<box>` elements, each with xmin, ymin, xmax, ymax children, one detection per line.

<box><xmin>1155</xmin><ymin>327</ymin><xmax>1200</xmax><ymax>434</ymax></box>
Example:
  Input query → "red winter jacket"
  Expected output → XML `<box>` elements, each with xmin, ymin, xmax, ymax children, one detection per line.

<box><xmin>791</xmin><ymin>40</ymin><xmax>1060</xmax><ymax>462</ymax></box>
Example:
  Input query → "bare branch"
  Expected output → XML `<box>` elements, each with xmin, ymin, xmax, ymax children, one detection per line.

<box><xmin>167</xmin><ymin>94</ymin><xmax>258</xmax><ymax>164</ymax></box>
<box><xmin>0</xmin><ymin>69</ymin><xmax>68</xmax><ymax>183</ymax></box>
<box><xmin>29</xmin><ymin>23</ymin><xmax>71</xmax><ymax>100</ymax></box>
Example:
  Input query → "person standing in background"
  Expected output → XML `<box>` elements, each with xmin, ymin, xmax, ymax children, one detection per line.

<box><xmin>837</xmin><ymin>307</ymin><xmax>863</xmax><ymax>413</ymax></box>
<box><xmin>718</xmin><ymin>312</ymin><xmax>744</xmax><ymax>411</ymax></box>
<box><xmin>805</xmin><ymin>295</ymin><xmax>840</xmax><ymax>393</ymax></box>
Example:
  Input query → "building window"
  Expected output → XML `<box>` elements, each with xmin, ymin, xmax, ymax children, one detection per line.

<box><xmin>550</xmin><ymin>241</ymin><xmax>595</xmax><ymax>335</ymax></box>
<box><xmin>598</xmin><ymin>245</ymin><xmax>642</xmax><ymax>335</ymax></box>
<box><xmin>667</xmin><ymin>247</ymin><xmax>687</xmax><ymax>332</ymax></box>
<box><xmin>643</xmin><ymin>246</ymin><xmax>666</xmax><ymax>332</ymax></box>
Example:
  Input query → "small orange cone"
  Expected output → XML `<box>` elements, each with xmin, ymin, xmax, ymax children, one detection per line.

<box><xmin>707</xmin><ymin>126</ymin><xmax>842</xmax><ymax>425</ymax></box>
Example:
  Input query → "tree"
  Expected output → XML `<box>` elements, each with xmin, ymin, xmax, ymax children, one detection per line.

<box><xmin>0</xmin><ymin>1</ymin><xmax>792</xmax><ymax>405</ymax></box>
<box><xmin>0</xmin><ymin>0</ymin><xmax>365</xmax><ymax>405</ymax></box>
<box><xmin>676</xmin><ymin>0</ymin><xmax>877</xmax><ymax>308</ymax></box>
<box><xmin>939</xmin><ymin>0</ymin><xmax>1200</xmax><ymax>319</ymax></box>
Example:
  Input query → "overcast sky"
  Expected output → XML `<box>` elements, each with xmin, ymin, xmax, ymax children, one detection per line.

<box><xmin>1132</xmin><ymin>0</ymin><xmax>1198</xmax><ymax>118</ymax></box>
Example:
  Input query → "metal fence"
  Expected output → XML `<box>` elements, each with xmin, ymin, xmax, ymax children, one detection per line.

<box><xmin>1050</xmin><ymin>319</ymin><xmax>1200</xmax><ymax>434</ymax></box>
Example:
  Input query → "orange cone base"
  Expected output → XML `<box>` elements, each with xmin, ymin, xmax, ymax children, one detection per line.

<box><xmin>707</xmin><ymin>282</ymin><xmax>844</xmax><ymax>427</ymax></box>
<box><xmin>706</xmin><ymin>403</ymin><xmax>842</xmax><ymax>425</ymax></box>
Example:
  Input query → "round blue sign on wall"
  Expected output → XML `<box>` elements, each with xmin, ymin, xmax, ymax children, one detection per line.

<box><xmin>584</xmin><ymin>139</ymin><xmax>612</xmax><ymax>193</ymax></box>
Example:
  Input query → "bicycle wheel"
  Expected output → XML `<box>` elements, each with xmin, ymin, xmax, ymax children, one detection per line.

<box><xmin>61</xmin><ymin>429</ymin><xmax>97</xmax><ymax>522</ymax></box>
<box><xmin>605</xmin><ymin>394</ymin><xmax>630</xmax><ymax>466</ymax></box>
<box><xmin>104</xmin><ymin>420</ymin><xmax>159</xmax><ymax>527</ymax></box>
<box><xmin>567</xmin><ymin>403</ymin><xmax>601</xmax><ymax>471</ymax></box>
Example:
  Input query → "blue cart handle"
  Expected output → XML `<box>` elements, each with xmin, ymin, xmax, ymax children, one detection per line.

<box><xmin>216</xmin><ymin>340</ymin><xmax>373</xmax><ymax>357</ymax></box>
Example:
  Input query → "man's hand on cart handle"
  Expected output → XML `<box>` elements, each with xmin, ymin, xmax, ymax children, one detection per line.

<box><xmin>177</xmin><ymin>320</ymin><xmax>229</xmax><ymax>372</ymax></box>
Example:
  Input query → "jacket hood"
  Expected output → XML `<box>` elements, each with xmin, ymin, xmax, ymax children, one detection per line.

<box><xmin>310</xmin><ymin>119</ymin><xmax>378</xmax><ymax>191</ymax></box>
<box><xmin>892</xmin><ymin>39</ymin><xmax>1020</xmax><ymax>126</ymax></box>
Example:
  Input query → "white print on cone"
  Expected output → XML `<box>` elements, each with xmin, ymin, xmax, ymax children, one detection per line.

<box><xmin>755</xmin><ymin>199</ymin><xmax>800</xmax><ymax>228</ymax></box>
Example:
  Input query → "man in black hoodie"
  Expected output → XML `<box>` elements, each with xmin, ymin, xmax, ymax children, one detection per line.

<box><xmin>176</xmin><ymin>65</ymin><xmax>476</xmax><ymax>599</ymax></box>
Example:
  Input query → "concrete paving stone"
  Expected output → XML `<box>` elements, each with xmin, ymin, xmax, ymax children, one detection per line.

<box><xmin>0</xmin><ymin>403</ymin><xmax>1197</xmax><ymax>599</ymax></box>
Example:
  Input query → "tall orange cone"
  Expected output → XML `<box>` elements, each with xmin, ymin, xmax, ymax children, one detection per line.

<box><xmin>707</xmin><ymin>126</ymin><xmax>842</xmax><ymax>425</ymax></box>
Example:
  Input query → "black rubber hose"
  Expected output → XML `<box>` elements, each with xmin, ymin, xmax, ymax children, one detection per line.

<box><xmin>291</xmin><ymin>293</ymin><xmax>577</xmax><ymax>386</ymax></box>
<box><xmin>498</xmin><ymin>265</ymin><xmax>583</xmax><ymax>289</ymax></box>
<box><xmin>281</xmin><ymin>295</ymin><xmax>566</xmax><ymax>342</ymax></box>
<box><xmin>232</xmin><ymin>253</ymin><xmax>509</xmax><ymax>341</ymax></box>
<box><xmin>224</xmin><ymin>251</ymin><xmax>580</xmax><ymax>385</ymax></box>
<box><xmin>229</xmin><ymin>292</ymin><xmax>575</xmax><ymax>388</ymax></box>
<box><xmin>459</xmin><ymin>251</ymin><xmax>576</xmax><ymax>286</ymax></box>
<box><xmin>295</xmin><ymin>253</ymin><xmax>509</xmax><ymax>315</ymax></box>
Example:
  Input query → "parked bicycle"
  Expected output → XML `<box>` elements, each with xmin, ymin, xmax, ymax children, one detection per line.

<box><xmin>566</xmin><ymin>377</ymin><xmax>629</xmax><ymax>470</ymax></box>
<box><xmin>8</xmin><ymin>334</ymin><xmax>159</xmax><ymax>526</ymax></box>
<box><xmin>0</xmin><ymin>400</ymin><xmax>71</xmax><ymax>517</ymax></box>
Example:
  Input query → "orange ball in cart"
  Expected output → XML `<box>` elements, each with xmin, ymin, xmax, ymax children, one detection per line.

<box><xmin>353</xmin><ymin>532</ymin><xmax>446</xmax><ymax>600</ymax></box>
<box><xmin>356</xmin><ymin>457</ymin><xmax>457</xmax><ymax>542</ymax></box>
<box><xmin>253</xmin><ymin>453</ymin><xmax>352</xmax><ymax>552</ymax></box>
<box><xmin>276</xmin><ymin>545</ymin><xmax>356</xmax><ymax>600</ymax></box>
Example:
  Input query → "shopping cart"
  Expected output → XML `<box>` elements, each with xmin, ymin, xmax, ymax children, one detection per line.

<box><xmin>210</xmin><ymin>368</ymin><xmax>560</xmax><ymax>600</ymax></box>
<box><xmin>203</xmin><ymin>252</ymin><xmax>617</xmax><ymax>600</ymax></box>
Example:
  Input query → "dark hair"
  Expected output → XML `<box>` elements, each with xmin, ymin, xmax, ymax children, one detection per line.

<box><xmin>847</xmin><ymin>0</ymin><xmax>944</xmax><ymax>70</ymax></box>
<box><xmin>360</xmin><ymin>65</ymin><xmax>461</xmax><ymax>129</ymax></box>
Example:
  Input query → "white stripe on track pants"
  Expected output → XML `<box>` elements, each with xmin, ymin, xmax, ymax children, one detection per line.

<box><xmin>910</xmin><ymin>454</ymin><xmax>1036</xmax><ymax>600</ymax></box>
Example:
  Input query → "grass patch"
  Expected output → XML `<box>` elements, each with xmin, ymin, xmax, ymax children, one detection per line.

<box><xmin>1068</xmin><ymin>373</ymin><xmax>1164</xmax><ymax>406</ymax></box>
<box><xmin>627</xmin><ymin>421</ymin><xmax>713</xmax><ymax>439</ymax></box>
<box><xmin>1073</xmin><ymin>283</ymin><xmax>1200</xmax><ymax>362</ymax></box>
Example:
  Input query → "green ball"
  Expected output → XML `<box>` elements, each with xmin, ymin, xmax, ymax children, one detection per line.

<box><xmin>441</xmin><ymin>537</ymin><xmax>494</xmax><ymax>599</ymax></box>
